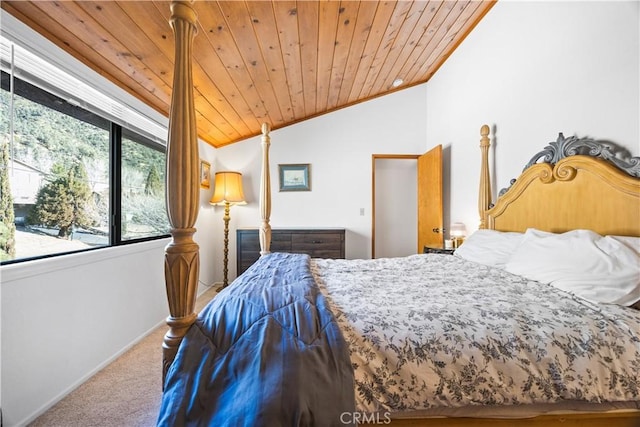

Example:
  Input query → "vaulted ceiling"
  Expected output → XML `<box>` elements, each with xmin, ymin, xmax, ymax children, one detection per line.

<box><xmin>1</xmin><ymin>1</ymin><xmax>495</xmax><ymax>148</ymax></box>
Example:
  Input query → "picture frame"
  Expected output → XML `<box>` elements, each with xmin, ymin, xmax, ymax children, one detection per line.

<box><xmin>278</xmin><ymin>163</ymin><xmax>311</xmax><ymax>192</ymax></box>
<box><xmin>200</xmin><ymin>160</ymin><xmax>211</xmax><ymax>189</ymax></box>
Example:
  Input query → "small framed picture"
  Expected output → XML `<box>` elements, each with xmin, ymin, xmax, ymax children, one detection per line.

<box><xmin>200</xmin><ymin>160</ymin><xmax>211</xmax><ymax>189</ymax></box>
<box><xmin>278</xmin><ymin>163</ymin><xmax>311</xmax><ymax>192</ymax></box>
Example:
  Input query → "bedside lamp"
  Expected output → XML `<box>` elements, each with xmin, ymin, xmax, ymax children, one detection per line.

<box><xmin>210</xmin><ymin>171</ymin><xmax>246</xmax><ymax>288</ymax></box>
<box><xmin>450</xmin><ymin>222</ymin><xmax>467</xmax><ymax>249</ymax></box>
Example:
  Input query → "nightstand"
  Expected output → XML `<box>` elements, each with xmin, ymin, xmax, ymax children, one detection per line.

<box><xmin>423</xmin><ymin>245</ymin><xmax>455</xmax><ymax>255</ymax></box>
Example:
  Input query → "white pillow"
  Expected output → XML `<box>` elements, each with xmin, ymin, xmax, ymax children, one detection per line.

<box><xmin>609</xmin><ymin>235</ymin><xmax>640</xmax><ymax>256</ymax></box>
<box><xmin>454</xmin><ymin>229</ymin><xmax>524</xmax><ymax>268</ymax></box>
<box><xmin>504</xmin><ymin>229</ymin><xmax>640</xmax><ymax>306</ymax></box>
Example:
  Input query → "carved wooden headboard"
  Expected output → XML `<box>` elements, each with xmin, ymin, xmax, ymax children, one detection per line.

<box><xmin>478</xmin><ymin>126</ymin><xmax>640</xmax><ymax>237</ymax></box>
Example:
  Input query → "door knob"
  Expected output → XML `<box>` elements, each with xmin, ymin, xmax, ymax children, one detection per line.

<box><xmin>432</xmin><ymin>228</ymin><xmax>441</xmax><ymax>233</ymax></box>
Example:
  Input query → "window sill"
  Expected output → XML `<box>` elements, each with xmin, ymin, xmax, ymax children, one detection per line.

<box><xmin>0</xmin><ymin>237</ymin><xmax>171</xmax><ymax>283</ymax></box>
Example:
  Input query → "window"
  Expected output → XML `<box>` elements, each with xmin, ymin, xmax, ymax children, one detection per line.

<box><xmin>120</xmin><ymin>131</ymin><xmax>170</xmax><ymax>241</ymax></box>
<box><xmin>0</xmin><ymin>40</ymin><xmax>169</xmax><ymax>264</ymax></box>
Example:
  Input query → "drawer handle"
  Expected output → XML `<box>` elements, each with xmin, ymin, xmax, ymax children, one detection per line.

<box><xmin>311</xmin><ymin>240</ymin><xmax>322</xmax><ymax>244</ymax></box>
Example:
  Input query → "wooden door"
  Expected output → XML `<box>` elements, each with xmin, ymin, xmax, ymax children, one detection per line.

<box><xmin>417</xmin><ymin>144</ymin><xmax>443</xmax><ymax>251</ymax></box>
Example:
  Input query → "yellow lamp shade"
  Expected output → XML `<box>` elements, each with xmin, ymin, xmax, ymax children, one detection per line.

<box><xmin>210</xmin><ymin>171</ymin><xmax>246</xmax><ymax>205</ymax></box>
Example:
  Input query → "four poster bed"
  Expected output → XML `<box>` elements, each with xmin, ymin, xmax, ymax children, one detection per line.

<box><xmin>159</xmin><ymin>2</ymin><xmax>639</xmax><ymax>426</ymax></box>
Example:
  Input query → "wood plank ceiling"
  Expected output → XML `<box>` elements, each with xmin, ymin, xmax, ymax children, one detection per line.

<box><xmin>2</xmin><ymin>1</ymin><xmax>495</xmax><ymax>148</ymax></box>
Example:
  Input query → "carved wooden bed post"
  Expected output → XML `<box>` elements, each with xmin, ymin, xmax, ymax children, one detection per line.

<box><xmin>478</xmin><ymin>124</ymin><xmax>492</xmax><ymax>229</ymax></box>
<box><xmin>259</xmin><ymin>123</ymin><xmax>272</xmax><ymax>255</ymax></box>
<box><xmin>162</xmin><ymin>0</ymin><xmax>199</xmax><ymax>383</ymax></box>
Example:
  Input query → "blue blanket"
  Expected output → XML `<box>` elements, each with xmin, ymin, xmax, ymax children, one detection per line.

<box><xmin>157</xmin><ymin>253</ymin><xmax>355</xmax><ymax>426</ymax></box>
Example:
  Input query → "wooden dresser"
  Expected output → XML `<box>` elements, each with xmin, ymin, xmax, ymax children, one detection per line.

<box><xmin>236</xmin><ymin>228</ymin><xmax>345</xmax><ymax>275</ymax></box>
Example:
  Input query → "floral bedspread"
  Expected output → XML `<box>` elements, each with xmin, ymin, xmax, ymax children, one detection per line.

<box><xmin>310</xmin><ymin>254</ymin><xmax>640</xmax><ymax>413</ymax></box>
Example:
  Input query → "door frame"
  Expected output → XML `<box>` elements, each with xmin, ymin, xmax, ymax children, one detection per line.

<box><xmin>371</xmin><ymin>154</ymin><xmax>419</xmax><ymax>259</ymax></box>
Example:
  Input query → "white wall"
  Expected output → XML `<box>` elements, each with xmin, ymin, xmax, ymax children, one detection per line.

<box><xmin>211</xmin><ymin>83</ymin><xmax>428</xmax><ymax>270</ymax></box>
<box><xmin>1</xmin><ymin>242</ymin><xmax>169</xmax><ymax>426</ymax></box>
<box><xmin>196</xmin><ymin>142</ymin><xmax>221</xmax><ymax>287</ymax></box>
<box><xmin>425</xmin><ymin>0</ymin><xmax>640</xmax><ymax>233</ymax></box>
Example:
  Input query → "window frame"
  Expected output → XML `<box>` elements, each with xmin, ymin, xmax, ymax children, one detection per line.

<box><xmin>1</xmin><ymin>71</ymin><xmax>170</xmax><ymax>265</ymax></box>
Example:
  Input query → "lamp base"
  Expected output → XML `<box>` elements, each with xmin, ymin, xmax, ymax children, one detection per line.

<box><xmin>452</xmin><ymin>237</ymin><xmax>464</xmax><ymax>249</ymax></box>
<box><xmin>222</xmin><ymin>202</ymin><xmax>231</xmax><ymax>288</ymax></box>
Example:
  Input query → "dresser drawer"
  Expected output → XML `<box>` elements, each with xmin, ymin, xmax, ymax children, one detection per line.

<box><xmin>291</xmin><ymin>232</ymin><xmax>344</xmax><ymax>258</ymax></box>
<box><xmin>271</xmin><ymin>233</ymin><xmax>292</xmax><ymax>251</ymax></box>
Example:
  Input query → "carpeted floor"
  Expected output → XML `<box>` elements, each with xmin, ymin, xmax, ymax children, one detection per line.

<box><xmin>29</xmin><ymin>286</ymin><xmax>220</xmax><ymax>427</ymax></box>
